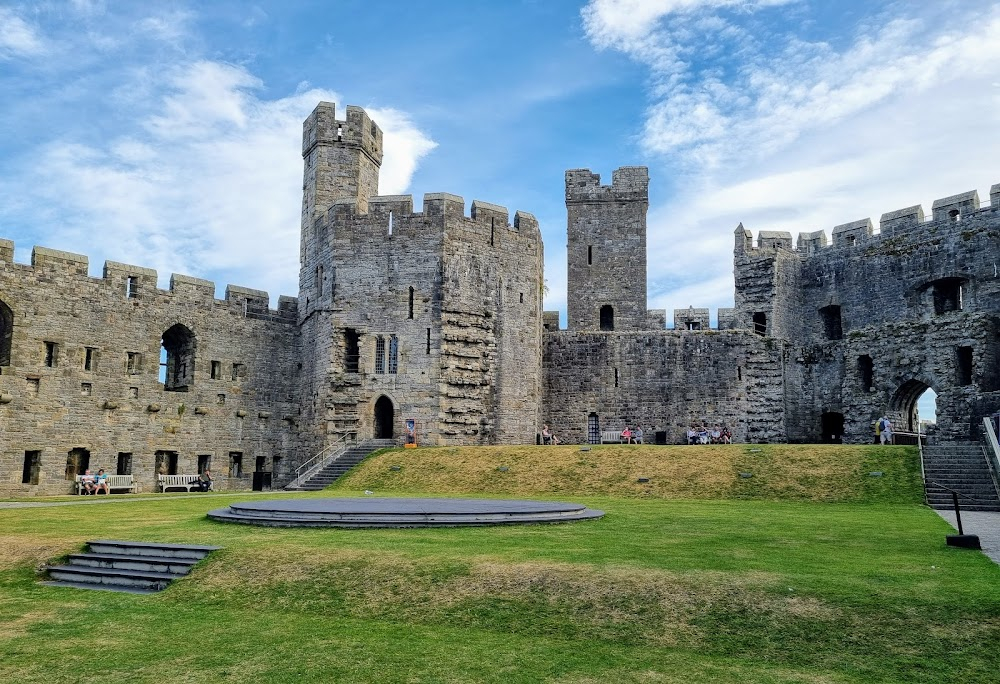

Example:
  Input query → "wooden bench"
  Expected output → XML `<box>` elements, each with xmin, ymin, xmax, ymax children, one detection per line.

<box><xmin>75</xmin><ymin>474</ymin><xmax>136</xmax><ymax>495</ymax></box>
<box><xmin>158</xmin><ymin>474</ymin><xmax>211</xmax><ymax>492</ymax></box>
<box><xmin>600</xmin><ymin>430</ymin><xmax>623</xmax><ymax>444</ymax></box>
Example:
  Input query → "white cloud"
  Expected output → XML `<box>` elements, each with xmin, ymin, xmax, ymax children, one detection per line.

<box><xmin>0</xmin><ymin>7</ymin><xmax>47</xmax><ymax>58</ymax></box>
<box><xmin>4</xmin><ymin>61</ymin><xmax>437</xmax><ymax>304</ymax></box>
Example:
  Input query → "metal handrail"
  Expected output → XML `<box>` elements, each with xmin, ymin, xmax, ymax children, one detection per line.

<box><xmin>979</xmin><ymin>417</ymin><xmax>1000</xmax><ymax>500</ymax></box>
<box><xmin>286</xmin><ymin>433</ymin><xmax>356</xmax><ymax>490</ymax></box>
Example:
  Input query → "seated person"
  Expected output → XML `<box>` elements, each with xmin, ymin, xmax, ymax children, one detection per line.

<box><xmin>93</xmin><ymin>469</ymin><xmax>110</xmax><ymax>495</ymax></box>
<box><xmin>195</xmin><ymin>469</ymin><xmax>213</xmax><ymax>492</ymax></box>
<box><xmin>621</xmin><ymin>427</ymin><xmax>633</xmax><ymax>444</ymax></box>
<box><xmin>633</xmin><ymin>426</ymin><xmax>644</xmax><ymax>444</ymax></box>
<box><xmin>541</xmin><ymin>424</ymin><xmax>557</xmax><ymax>445</ymax></box>
<box><xmin>710</xmin><ymin>426</ymin><xmax>721</xmax><ymax>444</ymax></box>
<box><xmin>80</xmin><ymin>469</ymin><xmax>96</xmax><ymax>495</ymax></box>
<box><xmin>686</xmin><ymin>427</ymin><xmax>697</xmax><ymax>445</ymax></box>
<box><xmin>721</xmin><ymin>427</ymin><xmax>732</xmax><ymax>444</ymax></box>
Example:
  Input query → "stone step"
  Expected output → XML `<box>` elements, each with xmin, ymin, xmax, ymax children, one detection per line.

<box><xmin>87</xmin><ymin>540</ymin><xmax>220</xmax><ymax>560</ymax></box>
<box><xmin>38</xmin><ymin>580</ymin><xmax>161</xmax><ymax>595</ymax></box>
<box><xmin>43</xmin><ymin>564</ymin><xmax>182</xmax><ymax>592</ymax></box>
<box><xmin>66</xmin><ymin>553</ymin><xmax>199</xmax><ymax>575</ymax></box>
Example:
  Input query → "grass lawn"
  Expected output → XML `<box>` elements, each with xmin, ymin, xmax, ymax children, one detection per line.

<box><xmin>1</xmin><ymin>445</ymin><xmax>998</xmax><ymax>683</ymax></box>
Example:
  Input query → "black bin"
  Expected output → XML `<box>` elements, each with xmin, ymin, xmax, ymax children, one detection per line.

<box><xmin>655</xmin><ymin>431</ymin><xmax>667</xmax><ymax>445</ymax></box>
<box><xmin>252</xmin><ymin>471</ymin><xmax>272</xmax><ymax>492</ymax></box>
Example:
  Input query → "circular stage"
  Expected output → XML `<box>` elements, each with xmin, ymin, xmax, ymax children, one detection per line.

<box><xmin>207</xmin><ymin>497</ymin><xmax>604</xmax><ymax>528</ymax></box>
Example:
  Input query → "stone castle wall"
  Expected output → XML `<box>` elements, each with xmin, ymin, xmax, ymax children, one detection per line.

<box><xmin>0</xmin><ymin>241</ymin><xmax>300</xmax><ymax>496</ymax></box>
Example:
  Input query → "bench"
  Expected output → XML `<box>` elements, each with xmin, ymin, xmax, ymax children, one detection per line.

<box><xmin>158</xmin><ymin>474</ymin><xmax>212</xmax><ymax>493</ymax></box>
<box><xmin>76</xmin><ymin>474</ymin><xmax>136</xmax><ymax>495</ymax></box>
<box><xmin>600</xmin><ymin>430</ymin><xmax>623</xmax><ymax>444</ymax></box>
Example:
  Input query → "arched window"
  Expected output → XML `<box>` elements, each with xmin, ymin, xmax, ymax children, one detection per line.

<box><xmin>600</xmin><ymin>305</ymin><xmax>614</xmax><ymax>331</ymax></box>
<box><xmin>161</xmin><ymin>324</ymin><xmax>196</xmax><ymax>391</ymax></box>
<box><xmin>0</xmin><ymin>299</ymin><xmax>12</xmax><ymax>366</ymax></box>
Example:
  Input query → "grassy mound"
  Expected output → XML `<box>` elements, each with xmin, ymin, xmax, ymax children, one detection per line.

<box><xmin>335</xmin><ymin>444</ymin><xmax>923</xmax><ymax>503</ymax></box>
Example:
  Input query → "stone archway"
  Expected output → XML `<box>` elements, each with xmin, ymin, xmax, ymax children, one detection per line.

<box><xmin>890</xmin><ymin>379</ymin><xmax>934</xmax><ymax>433</ymax></box>
<box><xmin>374</xmin><ymin>395</ymin><xmax>394</xmax><ymax>439</ymax></box>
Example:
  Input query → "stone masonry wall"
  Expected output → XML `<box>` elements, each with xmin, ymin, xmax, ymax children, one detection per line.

<box><xmin>0</xmin><ymin>242</ymin><xmax>300</xmax><ymax>496</ymax></box>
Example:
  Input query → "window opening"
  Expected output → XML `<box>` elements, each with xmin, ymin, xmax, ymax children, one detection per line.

<box><xmin>22</xmin><ymin>451</ymin><xmax>41</xmax><ymax>485</ymax></box>
<box><xmin>344</xmin><ymin>329</ymin><xmax>360</xmax><ymax>373</ymax></box>
<box><xmin>588</xmin><ymin>245</ymin><xmax>593</xmax><ymax>266</ymax></box>
<box><xmin>686</xmin><ymin>321</ymin><xmax>701</xmax><ymax>330</ymax></box>
<box><xmin>161</xmin><ymin>324</ymin><xmax>195</xmax><ymax>391</ymax></box>
<box><xmin>81</xmin><ymin>383</ymin><xmax>92</xmax><ymax>396</ymax></box>
<box><xmin>859</xmin><ymin>355</ymin><xmax>874</xmax><ymax>391</ymax></box>
<box><xmin>44</xmin><ymin>341</ymin><xmax>58</xmax><ymax>367</ymax></box>
<box><xmin>408</xmin><ymin>287</ymin><xmax>414</xmax><ymax>319</ymax></box>
<box><xmin>375</xmin><ymin>335</ymin><xmax>386</xmax><ymax>374</ymax></box>
<box><xmin>65</xmin><ymin>447</ymin><xmax>90</xmax><ymax>481</ymax></box>
<box><xmin>388</xmin><ymin>211</ymin><xmax>394</xmax><ymax>236</ymax></box>
<box><xmin>117</xmin><ymin>452</ymin><xmax>132</xmax><ymax>476</ymax></box>
<box><xmin>217</xmin><ymin>393</ymin><xmax>226</xmax><ymax>405</ymax></box>
<box><xmin>127</xmin><ymin>276</ymin><xmax>139</xmax><ymax>299</ymax></box>
<box><xmin>316</xmin><ymin>264</ymin><xmax>324</xmax><ymax>295</ymax></box>
<box><xmin>949</xmin><ymin>209</ymin><xmax>960</xmax><ymax>222</ymax></box>
<box><xmin>128</xmin><ymin>386</ymin><xmax>138</xmax><ymax>398</ymax></box>
<box><xmin>600</xmin><ymin>305</ymin><xmax>614</xmax><ymax>331</ymax></box>
<box><xmin>255</xmin><ymin>456</ymin><xmax>266</xmax><ymax>472</ymax></box>
<box><xmin>614</xmin><ymin>367</ymin><xmax>619</xmax><ymax>388</ymax></box>
<box><xmin>126</xmin><ymin>352</ymin><xmax>141</xmax><ymax>374</ymax></box>
<box><xmin>933</xmin><ymin>279</ymin><xmax>964</xmax><ymax>314</ymax></box>
<box><xmin>229</xmin><ymin>452</ymin><xmax>243</xmax><ymax>478</ymax></box>
<box><xmin>819</xmin><ymin>305</ymin><xmax>843</xmax><ymax>340</ymax></box>
<box><xmin>26</xmin><ymin>378</ymin><xmax>39</xmax><ymax>395</ymax></box>
<box><xmin>737</xmin><ymin>367</ymin><xmax>742</xmax><ymax>381</ymax></box>
<box><xmin>958</xmin><ymin>346</ymin><xmax>973</xmax><ymax>386</ymax></box>
<box><xmin>155</xmin><ymin>450</ymin><xmax>178</xmax><ymax>476</ymax></box>
<box><xmin>198</xmin><ymin>454</ymin><xmax>212</xmax><ymax>474</ymax></box>
<box><xmin>519</xmin><ymin>292</ymin><xmax>524</xmax><ymax>304</ymax></box>
<box><xmin>0</xmin><ymin>299</ymin><xmax>11</xmax><ymax>366</ymax></box>
<box><xmin>211</xmin><ymin>360</ymin><xmax>221</xmax><ymax>379</ymax></box>
<box><xmin>426</xmin><ymin>328</ymin><xmax>431</xmax><ymax>355</ymax></box>
<box><xmin>752</xmin><ymin>312</ymin><xmax>767</xmax><ymax>336</ymax></box>
<box><xmin>388</xmin><ymin>335</ymin><xmax>398</xmax><ymax>374</ymax></box>
<box><xmin>84</xmin><ymin>347</ymin><xmax>96</xmax><ymax>371</ymax></box>
<box><xmin>845</xmin><ymin>235</ymin><xmax>855</xmax><ymax>246</ymax></box>
<box><xmin>232</xmin><ymin>362</ymin><xmax>245</xmax><ymax>381</ymax></box>
<box><xmin>490</xmin><ymin>218</ymin><xmax>495</xmax><ymax>246</ymax></box>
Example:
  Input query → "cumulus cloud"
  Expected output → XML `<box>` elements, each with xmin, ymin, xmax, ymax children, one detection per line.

<box><xmin>5</xmin><ymin>61</ymin><xmax>436</xmax><ymax>303</ymax></box>
<box><xmin>0</xmin><ymin>7</ymin><xmax>47</xmax><ymax>58</ymax></box>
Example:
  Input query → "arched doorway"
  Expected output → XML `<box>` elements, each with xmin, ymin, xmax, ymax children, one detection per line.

<box><xmin>374</xmin><ymin>396</ymin><xmax>394</xmax><ymax>439</ymax></box>
<box><xmin>820</xmin><ymin>412</ymin><xmax>844</xmax><ymax>443</ymax></box>
<box><xmin>891</xmin><ymin>379</ymin><xmax>934</xmax><ymax>432</ymax></box>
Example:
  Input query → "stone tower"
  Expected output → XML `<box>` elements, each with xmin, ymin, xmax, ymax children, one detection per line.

<box><xmin>565</xmin><ymin>167</ymin><xmax>649</xmax><ymax>331</ymax></box>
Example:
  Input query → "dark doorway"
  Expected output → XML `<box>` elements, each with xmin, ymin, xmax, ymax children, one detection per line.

<box><xmin>891</xmin><ymin>379</ymin><xmax>934</xmax><ymax>432</ymax></box>
<box><xmin>819</xmin><ymin>305</ymin><xmax>843</xmax><ymax>340</ymax></box>
<box><xmin>374</xmin><ymin>395</ymin><xmax>394</xmax><ymax>439</ymax></box>
<box><xmin>599</xmin><ymin>305</ymin><xmax>614</xmax><ymax>331</ymax></box>
<box><xmin>117</xmin><ymin>452</ymin><xmax>133</xmax><ymax>476</ymax></box>
<box><xmin>820</xmin><ymin>412</ymin><xmax>844</xmax><ymax>443</ymax></box>
<box><xmin>154</xmin><ymin>450</ymin><xmax>178</xmax><ymax>476</ymax></box>
<box><xmin>588</xmin><ymin>413</ymin><xmax>600</xmax><ymax>444</ymax></box>
<box><xmin>65</xmin><ymin>448</ymin><xmax>90</xmax><ymax>481</ymax></box>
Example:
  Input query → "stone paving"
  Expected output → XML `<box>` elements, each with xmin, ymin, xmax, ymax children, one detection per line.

<box><xmin>936</xmin><ymin>510</ymin><xmax>1000</xmax><ymax>565</ymax></box>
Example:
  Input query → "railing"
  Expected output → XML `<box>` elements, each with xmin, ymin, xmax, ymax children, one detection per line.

<box><xmin>285</xmin><ymin>433</ymin><xmax>357</xmax><ymax>490</ymax></box>
<box><xmin>979</xmin><ymin>417</ymin><xmax>1000</xmax><ymax>501</ymax></box>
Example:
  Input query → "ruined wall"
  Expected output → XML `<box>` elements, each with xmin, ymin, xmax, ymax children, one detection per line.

<box><xmin>0</xmin><ymin>242</ymin><xmax>300</xmax><ymax>496</ymax></box>
<box><xmin>566</xmin><ymin>167</ymin><xmax>649</xmax><ymax>332</ymax></box>
<box><xmin>542</xmin><ymin>330</ymin><xmax>785</xmax><ymax>444</ymax></box>
<box><xmin>736</xmin><ymin>184</ymin><xmax>1000</xmax><ymax>443</ymax></box>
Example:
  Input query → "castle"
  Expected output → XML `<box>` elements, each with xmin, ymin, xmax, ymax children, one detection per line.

<box><xmin>2</xmin><ymin>101</ymin><xmax>999</xmax><ymax>495</ymax></box>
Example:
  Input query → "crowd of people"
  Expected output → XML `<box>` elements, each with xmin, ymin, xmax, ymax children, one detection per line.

<box><xmin>686</xmin><ymin>425</ymin><xmax>732</xmax><ymax>444</ymax></box>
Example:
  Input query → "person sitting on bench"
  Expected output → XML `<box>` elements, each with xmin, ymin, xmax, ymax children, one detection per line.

<box><xmin>93</xmin><ymin>469</ymin><xmax>110</xmax><ymax>495</ymax></box>
<box><xmin>80</xmin><ymin>469</ymin><xmax>96</xmax><ymax>495</ymax></box>
<box><xmin>194</xmin><ymin>469</ymin><xmax>213</xmax><ymax>492</ymax></box>
<box><xmin>541</xmin><ymin>424</ymin><xmax>560</xmax><ymax>445</ymax></box>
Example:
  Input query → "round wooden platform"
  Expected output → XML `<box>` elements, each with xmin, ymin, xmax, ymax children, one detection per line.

<box><xmin>207</xmin><ymin>497</ymin><xmax>604</xmax><ymax>528</ymax></box>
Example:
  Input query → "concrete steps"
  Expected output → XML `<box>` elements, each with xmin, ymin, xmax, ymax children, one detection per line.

<box><xmin>287</xmin><ymin>439</ymin><xmax>395</xmax><ymax>491</ymax></box>
<box><xmin>41</xmin><ymin>540</ymin><xmax>220</xmax><ymax>593</ymax></box>
<box><xmin>923</xmin><ymin>443</ymin><xmax>1000</xmax><ymax>512</ymax></box>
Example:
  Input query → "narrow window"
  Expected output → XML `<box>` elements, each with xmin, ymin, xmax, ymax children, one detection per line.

<box><xmin>858</xmin><ymin>355</ymin><xmax>874</xmax><ymax>391</ymax></box>
<box><xmin>217</xmin><ymin>393</ymin><xmax>226</xmax><ymax>405</ymax></box>
<box><xmin>519</xmin><ymin>292</ymin><xmax>524</xmax><ymax>304</ymax></box>
<box><xmin>117</xmin><ymin>452</ymin><xmax>132</xmax><ymax>476</ymax></box>
<box><xmin>197</xmin><ymin>454</ymin><xmax>212</xmax><ymax>474</ymax></box>
<box><xmin>128</xmin><ymin>386</ymin><xmax>138</xmax><ymax>398</ymax></box>
<box><xmin>737</xmin><ymin>367</ymin><xmax>742</xmax><ymax>381</ymax></box>
<box><xmin>752</xmin><ymin>312</ymin><xmax>767</xmax><ymax>336</ymax></box>
<box><xmin>388</xmin><ymin>210</ymin><xmax>394</xmax><ymax>236</ymax></box>
<box><xmin>22</xmin><ymin>451</ymin><xmax>41</xmax><ymax>485</ymax></box>
<box><xmin>316</xmin><ymin>264</ymin><xmax>324</xmax><ymax>295</ymax></box>
<box><xmin>126</xmin><ymin>352</ymin><xmax>141</xmax><ymax>374</ymax></box>
<box><xmin>44</xmin><ymin>341</ymin><xmax>58</xmax><ymax>367</ymax></box>
<box><xmin>84</xmin><ymin>347</ymin><xmax>97</xmax><ymax>371</ymax></box>
<box><xmin>819</xmin><ymin>305</ymin><xmax>843</xmax><ymax>340</ymax></box>
<box><xmin>65</xmin><ymin>447</ymin><xmax>89</xmax><ymax>481</ymax></box>
<box><xmin>231</xmin><ymin>363</ymin><xmax>245</xmax><ymax>381</ymax></box>
<box><xmin>375</xmin><ymin>336</ymin><xmax>386</xmax><ymax>374</ymax></box>
<box><xmin>344</xmin><ymin>329</ymin><xmax>360</xmax><ymax>373</ymax></box>
<box><xmin>127</xmin><ymin>276</ymin><xmax>139</xmax><ymax>299</ymax></box>
<box><xmin>426</xmin><ymin>328</ymin><xmax>431</xmax><ymax>355</ymax></box>
<box><xmin>0</xmin><ymin>299</ymin><xmax>12</xmax><ymax>366</ymax></box>
<box><xmin>949</xmin><ymin>209</ymin><xmax>960</xmax><ymax>222</ymax></box>
<box><xmin>845</xmin><ymin>235</ymin><xmax>856</xmax><ymax>246</ymax></box>
<box><xmin>600</xmin><ymin>305</ymin><xmax>614</xmax><ymax>331</ymax></box>
<box><xmin>490</xmin><ymin>218</ymin><xmax>495</xmax><ymax>246</ymax></box>
<box><xmin>588</xmin><ymin>245</ymin><xmax>593</xmax><ymax>265</ymax></box>
<box><xmin>211</xmin><ymin>360</ymin><xmax>222</xmax><ymax>379</ymax></box>
<box><xmin>229</xmin><ymin>451</ymin><xmax>243</xmax><ymax>478</ymax></box>
<box><xmin>81</xmin><ymin>382</ymin><xmax>92</xmax><ymax>396</ymax></box>
<box><xmin>614</xmin><ymin>367</ymin><xmax>619</xmax><ymax>388</ymax></box>
<box><xmin>162</xmin><ymin>324</ymin><xmax>195</xmax><ymax>391</ymax></box>
<box><xmin>408</xmin><ymin>287</ymin><xmax>414</xmax><ymax>319</ymax></box>
<box><xmin>958</xmin><ymin>346</ymin><xmax>973</xmax><ymax>386</ymax></box>
<box><xmin>388</xmin><ymin>335</ymin><xmax>398</xmax><ymax>374</ymax></box>
<box><xmin>26</xmin><ymin>377</ymin><xmax>39</xmax><ymax>395</ymax></box>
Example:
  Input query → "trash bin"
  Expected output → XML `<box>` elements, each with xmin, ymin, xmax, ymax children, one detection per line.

<box><xmin>252</xmin><ymin>471</ymin><xmax>272</xmax><ymax>492</ymax></box>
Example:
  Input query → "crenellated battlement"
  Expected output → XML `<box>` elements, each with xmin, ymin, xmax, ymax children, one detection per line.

<box><xmin>302</xmin><ymin>101</ymin><xmax>383</xmax><ymax>165</ymax></box>
<box><xmin>737</xmin><ymin>181</ymin><xmax>999</xmax><ymax>258</ymax></box>
<box><xmin>0</xmin><ymin>238</ymin><xmax>298</xmax><ymax>320</ymax></box>
<box><xmin>565</xmin><ymin>166</ymin><xmax>649</xmax><ymax>203</ymax></box>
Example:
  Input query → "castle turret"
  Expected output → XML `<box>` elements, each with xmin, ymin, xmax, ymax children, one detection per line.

<box><xmin>565</xmin><ymin>166</ymin><xmax>649</xmax><ymax>331</ymax></box>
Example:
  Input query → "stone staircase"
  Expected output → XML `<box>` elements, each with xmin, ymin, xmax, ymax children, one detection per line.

<box><xmin>923</xmin><ymin>442</ymin><xmax>1000</xmax><ymax>512</ymax></box>
<box><xmin>286</xmin><ymin>439</ymin><xmax>395</xmax><ymax>491</ymax></box>
<box><xmin>41</xmin><ymin>540</ymin><xmax>220</xmax><ymax>594</ymax></box>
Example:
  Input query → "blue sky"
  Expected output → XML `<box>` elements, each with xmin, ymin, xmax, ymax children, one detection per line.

<box><xmin>2</xmin><ymin>0</ymin><xmax>999</xmax><ymax>418</ymax></box>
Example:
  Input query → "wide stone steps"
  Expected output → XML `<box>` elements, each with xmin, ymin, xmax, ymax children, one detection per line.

<box><xmin>41</xmin><ymin>540</ymin><xmax>220</xmax><ymax>593</ymax></box>
<box><xmin>922</xmin><ymin>443</ymin><xmax>1000</xmax><ymax>512</ymax></box>
<box><xmin>288</xmin><ymin>439</ymin><xmax>395</xmax><ymax>491</ymax></box>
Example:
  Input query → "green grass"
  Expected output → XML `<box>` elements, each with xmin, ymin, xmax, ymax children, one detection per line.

<box><xmin>1</xmin><ymin>446</ymin><xmax>998</xmax><ymax>683</ymax></box>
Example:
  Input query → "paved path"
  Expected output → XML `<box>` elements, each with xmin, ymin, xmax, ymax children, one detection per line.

<box><xmin>936</xmin><ymin>510</ymin><xmax>1000</xmax><ymax>565</ymax></box>
<box><xmin>0</xmin><ymin>491</ymin><xmax>301</xmax><ymax>509</ymax></box>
